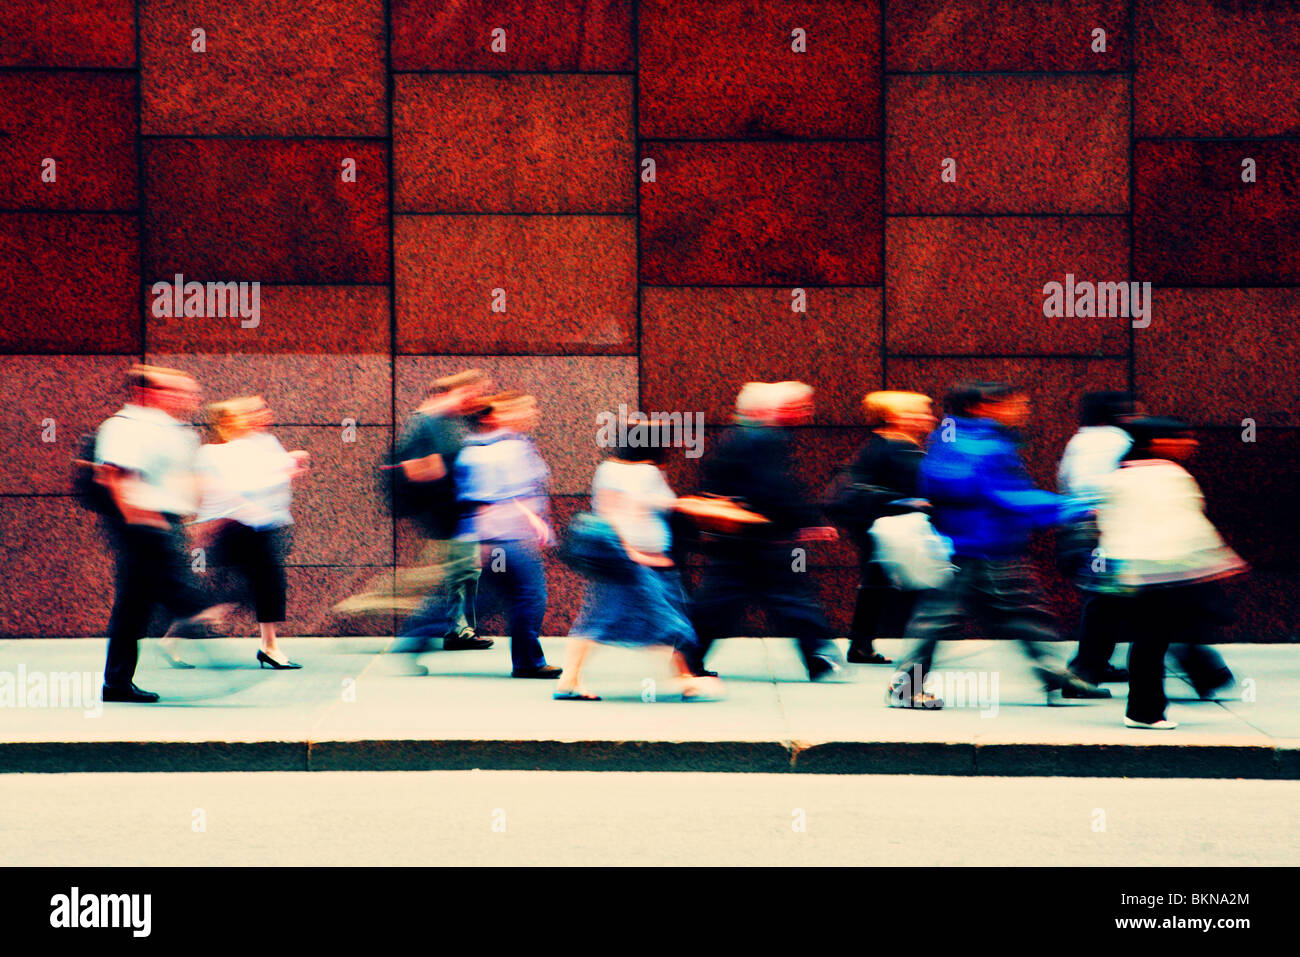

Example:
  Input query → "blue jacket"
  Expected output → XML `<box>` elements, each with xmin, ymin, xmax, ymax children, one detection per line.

<box><xmin>920</xmin><ymin>417</ymin><xmax>1089</xmax><ymax>558</ymax></box>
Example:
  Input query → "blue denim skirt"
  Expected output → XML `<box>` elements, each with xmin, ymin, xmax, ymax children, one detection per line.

<box><xmin>570</xmin><ymin>564</ymin><xmax>698</xmax><ymax>652</ymax></box>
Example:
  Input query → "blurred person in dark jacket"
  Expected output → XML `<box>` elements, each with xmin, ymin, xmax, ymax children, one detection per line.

<box><xmin>390</xmin><ymin>370</ymin><xmax>494</xmax><ymax>661</ymax></box>
<box><xmin>888</xmin><ymin>381</ymin><xmax>1110</xmax><ymax>709</ymax></box>
<box><xmin>836</xmin><ymin>391</ymin><xmax>936</xmax><ymax>665</ymax></box>
<box><xmin>683</xmin><ymin>381</ymin><xmax>845</xmax><ymax>681</ymax></box>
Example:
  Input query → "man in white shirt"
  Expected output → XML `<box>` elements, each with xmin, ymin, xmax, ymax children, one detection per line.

<box><xmin>95</xmin><ymin>365</ymin><xmax>226</xmax><ymax>702</ymax></box>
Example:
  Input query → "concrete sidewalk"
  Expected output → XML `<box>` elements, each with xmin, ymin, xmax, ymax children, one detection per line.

<box><xmin>1</xmin><ymin>637</ymin><xmax>1296</xmax><ymax>778</ymax></box>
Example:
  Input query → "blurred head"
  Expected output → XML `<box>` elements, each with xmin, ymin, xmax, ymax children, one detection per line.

<box><xmin>1079</xmin><ymin>391</ymin><xmax>1138</xmax><ymax>427</ymax></box>
<box><xmin>948</xmin><ymin>381</ymin><xmax>1029</xmax><ymax>429</ymax></box>
<box><xmin>128</xmin><ymin>364</ymin><xmax>200</xmax><ymax>420</ymax></box>
<box><xmin>478</xmin><ymin>391</ymin><xmax>539</xmax><ymax>434</ymax></box>
<box><xmin>208</xmin><ymin>395</ymin><xmax>268</xmax><ymax>442</ymax></box>
<box><xmin>735</xmin><ymin>381</ymin><xmax>814</xmax><ymax>427</ymax></box>
<box><xmin>614</xmin><ymin>417</ymin><xmax>668</xmax><ymax>465</ymax></box>
<box><xmin>863</xmin><ymin>391</ymin><xmax>936</xmax><ymax>442</ymax></box>
<box><xmin>427</xmin><ymin>368</ymin><xmax>490</xmax><ymax>416</ymax></box>
<box><xmin>613</xmin><ymin>444</ymin><xmax>666</xmax><ymax>465</ymax></box>
<box><xmin>1123</xmin><ymin>416</ymin><xmax>1197</xmax><ymax>463</ymax></box>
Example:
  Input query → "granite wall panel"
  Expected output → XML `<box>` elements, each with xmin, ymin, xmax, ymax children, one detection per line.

<box><xmin>140</xmin><ymin>0</ymin><xmax>386</xmax><ymax>136</ymax></box>
<box><xmin>0</xmin><ymin>0</ymin><xmax>136</xmax><ymax>68</ymax></box>
<box><xmin>0</xmin><ymin>71</ymin><xmax>137</xmax><ymax>211</ymax></box>
<box><xmin>394</xmin><ymin>73</ymin><xmax>634</xmax><ymax>214</ymax></box>
<box><xmin>639</xmin><ymin>0</ymin><xmax>881</xmax><ymax>139</ymax></box>
<box><xmin>395</xmin><ymin>215</ymin><xmax>636</xmax><ymax>355</ymax></box>
<box><xmin>885</xmin><ymin>0</ymin><xmax>1130</xmax><ymax>72</ymax></box>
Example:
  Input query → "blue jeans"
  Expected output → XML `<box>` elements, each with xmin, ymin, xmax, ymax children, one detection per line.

<box><xmin>479</xmin><ymin>540</ymin><xmax>548</xmax><ymax>672</ymax></box>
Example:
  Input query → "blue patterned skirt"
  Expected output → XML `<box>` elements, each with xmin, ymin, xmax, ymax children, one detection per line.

<box><xmin>569</xmin><ymin>564</ymin><xmax>698</xmax><ymax>651</ymax></box>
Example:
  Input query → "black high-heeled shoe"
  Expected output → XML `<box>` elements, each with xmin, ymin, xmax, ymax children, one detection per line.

<box><xmin>257</xmin><ymin>650</ymin><xmax>302</xmax><ymax>670</ymax></box>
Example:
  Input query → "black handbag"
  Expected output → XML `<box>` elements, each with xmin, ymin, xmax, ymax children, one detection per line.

<box><xmin>821</xmin><ymin>469</ymin><xmax>895</xmax><ymax>540</ymax></box>
<box><xmin>559</xmin><ymin>512</ymin><xmax>638</xmax><ymax>584</ymax></box>
<box><xmin>1055</xmin><ymin>517</ymin><xmax>1101</xmax><ymax>576</ymax></box>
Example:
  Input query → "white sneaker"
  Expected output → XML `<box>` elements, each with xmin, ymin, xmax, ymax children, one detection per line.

<box><xmin>1124</xmin><ymin>715</ymin><xmax>1178</xmax><ymax>730</ymax></box>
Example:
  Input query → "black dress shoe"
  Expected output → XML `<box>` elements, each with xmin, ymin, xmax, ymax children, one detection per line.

<box><xmin>101</xmin><ymin>683</ymin><xmax>160</xmax><ymax>703</ymax></box>
<box><xmin>511</xmin><ymin>665</ymin><xmax>562</xmax><ymax>679</ymax></box>
<box><xmin>847</xmin><ymin>646</ymin><xmax>893</xmax><ymax>665</ymax></box>
<box><xmin>808</xmin><ymin>656</ymin><xmax>845</xmax><ymax>682</ymax></box>
<box><xmin>257</xmin><ymin>650</ymin><xmax>302</xmax><ymax>670</ymax></box>
<box><xmin>443</xmin><ymin>631</ymin><xmax>494</xmax><ymax>650</ymax></box>
<box><xmin>1192</xmin><ymin>668</ymin><xmax>1235</xmax><ymax>700</ymax></box>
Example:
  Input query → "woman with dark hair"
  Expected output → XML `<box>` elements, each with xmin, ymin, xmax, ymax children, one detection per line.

<box><xmin>888</xmin><ymin>381</ymin><xmax>1108</xmax><ymax>708</ymax></box>
<box><xmin>1089</xmin><ymin>417</ymin><xmax>1246</xmax><ymax>729</ymax></box>
<box><xmin>554</xmin><ymin>437</ymin><xmax>722</xmax><ymax>701</ymax></box>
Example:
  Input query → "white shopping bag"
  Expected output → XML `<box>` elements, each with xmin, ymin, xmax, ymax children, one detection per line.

<box><xmin>869</xmin><ymin>512</ymin><xmax>956</xmax><ymax>591</ymax></box>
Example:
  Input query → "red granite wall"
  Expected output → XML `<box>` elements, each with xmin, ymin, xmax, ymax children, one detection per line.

<box><xmin>1</xmin><ymin>0</ymin><xmax>1296</xmax><ymax>640</ymax></box>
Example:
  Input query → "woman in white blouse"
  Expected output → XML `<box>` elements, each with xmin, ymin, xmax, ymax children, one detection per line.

<box><xmin>195</xmin><ymin>396</ymin><xmax>310</xmax><ymax>669</ymax></box>
<box><xmin>1090</xmin><ymin>417</ymin><xmax>1245</xmax><ymax>729</ymax></box>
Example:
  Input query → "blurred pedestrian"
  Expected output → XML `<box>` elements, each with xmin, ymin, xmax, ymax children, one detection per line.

<box><xmin>455</xmin><ymin>392</ymin><xmax>559</xmax><ymax>678</ymax></box>
<box><xmin>888</xmin><ymin>382</ymin><xmax>1110</xmax><ymax>709</ymax></box>
<box><xmin>555</xmin><ymin>439</ymin><xmax>722</xmax><ymax>701</ymax></box>
<box><xmin>683</xmin><ymin>381</ymin><xmax>845</xmax><ymax>681</ymax></box>
<box><xmin>194</xmin><ymin>396</ymin><xmax>310</xmax><ymax>670</ymax></box>
<box><xmin>829</xmin><ymin>390</ymin><xmax>936</xmax><ymax>665</ymax></box>
<box><xmin>1057</xmin><ymin>391</ymin><xmax>1139</xmax><ymax>685</ymax></box>
<box><xmin>93</xmin><ymin>365</ymin><xmax>230</xmax><ymax>702</ymax></box>
<box><xmin>1088</xmin><ymin>417</ymin><xmax>1245</xmax><ymax>729</ymax></box>
<box><xmin>390</xmin><ymin>370</ymin><xmax>494</xmax><ymax>662</ymax></box>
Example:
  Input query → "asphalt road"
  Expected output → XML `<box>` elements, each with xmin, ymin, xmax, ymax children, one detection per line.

<box><xmin>3</xmin><ymin>770</ymin><xmax>1295</xmax><ymax>866</ymax></box>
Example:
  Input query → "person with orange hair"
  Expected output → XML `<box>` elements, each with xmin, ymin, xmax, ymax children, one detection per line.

<box><xmin>194</xmin><ymin>396</ymin><xmax>310</xmax><ymax>669</ymax></box>
<box><xmin>835</xmin><ymin>391</ymin><xmax>937</xmax><ymax>665</ymax></box>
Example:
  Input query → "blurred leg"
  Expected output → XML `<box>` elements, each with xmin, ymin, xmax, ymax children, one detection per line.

<box><xmin>970</xmin><ymin>558</ymin><xmax>1064</xmax><ymax>670</ymax></box>
<box><xmin>847</xmin><ymin>561</ymin><xmax>886</xmax><ymax>658</ymax></box>
<box><xmin>1170</xmin><ymin>644</ymin><xmax>1232</xmax><ymax>695</ymax></box>
<box><xmin>760</xmin><ymin>557</ymin><xmax>840</xmax><ymax>675</ymax></box>
<box><xmin>103</xmin><ymin>523</ymin><xmax>156</xmax><ymax>689</ymax></box>
<box><xmin>684</xmin><ymin>555</ymin><xmax>747</xmax><ymax>674</ymax></box>
<box><xmin>891</xmin><ymin>574</ymin><xmax>967</xmax><ymax>699</ymax></box>
<box><xmin>1125</xmin><ymin>595</ymin><xmax>1171</xmax><ymax>723</ymax></box>
<box><xmin>501</xmin><ymin>540</ymin><xmax>547</xmax><ymax>672</ymax></box>
<box><xmin>556</xmin><ymin>637</ymin><xmax>597</xmax><ymax>694</ymax></box>
<box><xmin>1069</xmin><ymin>594</ymin><xmax>1121</xmax><ymax>683</ymax></box>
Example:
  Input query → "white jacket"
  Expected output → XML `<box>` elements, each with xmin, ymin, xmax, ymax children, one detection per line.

<box><xmin>1096</xmin><ymin>460</ymin><xmax>1245</xmax><ymax>588</ymax></box>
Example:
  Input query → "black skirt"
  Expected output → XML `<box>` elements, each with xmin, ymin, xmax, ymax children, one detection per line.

<box><xmin>216</xmin><ymin>523</ymin><xmax>289</xmax><ymax>623</ymax></box>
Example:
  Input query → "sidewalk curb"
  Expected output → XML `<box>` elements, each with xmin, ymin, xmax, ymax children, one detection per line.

<box><xmin>3</xmin><ymin>739</ymin><xmax>1297</xmax><ymax>778</ymax></box>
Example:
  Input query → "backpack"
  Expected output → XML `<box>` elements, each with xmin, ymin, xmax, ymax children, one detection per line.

<box><xmin>380</xmin><ymin>438</ymin><xmax>436</xmax><ymax>520</ymax></box>
<box><xmin>380</xmin><ymin>415</ymin><xmax>459</xmax><ymax>528</ymax></box>
<box><xmin>73</xmin><ymin>417</ymin><xmax>119</xmax><ymax>515</ymax></box>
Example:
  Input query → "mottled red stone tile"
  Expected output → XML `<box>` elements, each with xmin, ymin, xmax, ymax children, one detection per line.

<box><xmin>395</xmin><ymin>216</ymin><xmax>635</xmax><ymax>355</ymax></box>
